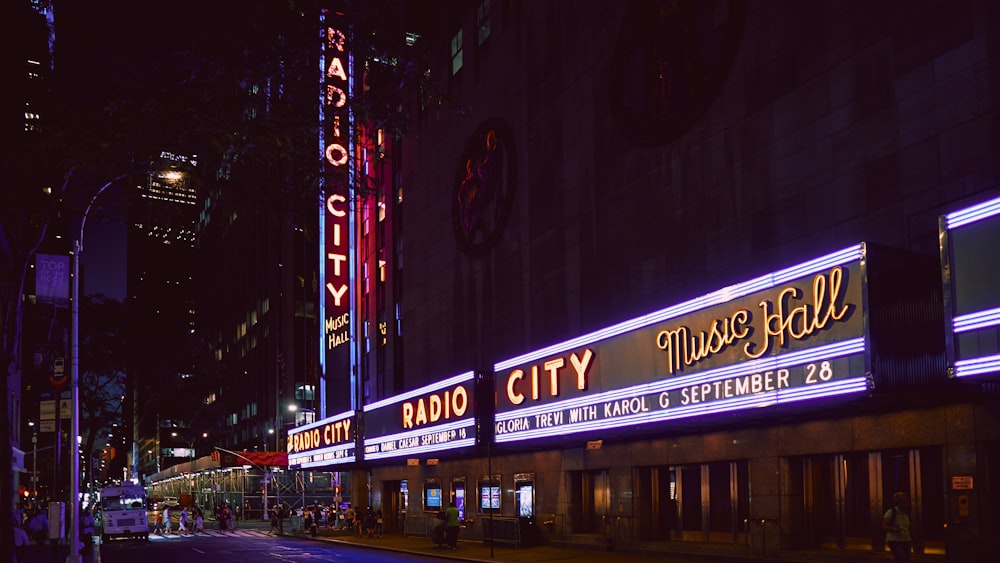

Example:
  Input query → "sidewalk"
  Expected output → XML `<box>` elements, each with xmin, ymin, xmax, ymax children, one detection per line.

<box><xmin>17</xmin><ymin>518</ymin><xmax>946</xmax><ymax>563</ymax></box>
<box><xmin>236</xmin><ymin>518</ymin><xmax>945</xmax><ymax>563</ymax></box>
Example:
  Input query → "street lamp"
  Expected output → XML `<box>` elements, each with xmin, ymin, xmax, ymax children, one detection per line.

<box><xmin>69</xmin><ymin>176</ymin><xmax>125</xmax><ymax>563</ymax></box>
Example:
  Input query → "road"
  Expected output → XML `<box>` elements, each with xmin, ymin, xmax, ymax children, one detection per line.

<box><xmin>24</xmin><ymin>530</ymin><xmax>440</xmax><ymax>563</ymax></box>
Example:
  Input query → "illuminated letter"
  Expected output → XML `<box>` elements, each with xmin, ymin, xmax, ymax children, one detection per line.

<box><xmin>326</xmin><ymin>85</ymin><xmax>346</xmax><ymax>108</ymax></box>
<box><xmin>429</xmin><ymin>394</ymin><xmax>442</xmax><ymax>422</ymax></box>
<box><xmin>402</xmin><ymin>402</ymin><xmax>414</xmax><ymax>429</ymax></box>
<box><xmin>327</xmin><ymin>194</ymin><xmax>347</xmax><ymax>217</ymax></box>
<box><xmin>543</xmin><ymin>358</ymin><xmax>564</xmax><ymax>396</ymax></box>
<box><xmin>327</xmin><ymin>57</ymin><xmax>347</xmax><ymax>81</ymax></box>
<box><xmin>452</xmin><ymin>386</ymin><xmax>468</xmax><ymax>416</ymax></box>
<box><xmin>569</xmin><ymin>349</ymin><xmax>594</xmax><ymax>390</ymax></box>
<box><xmin>326</xmin><ymin>143</ymin><xmax>348</xmax><ymax>166</ymax></box>
<box><xmin>415</xmin><ymin>398</ymin><xmax>428</xmax><ymax>426</ymax></box>
<box><xmin>326</xmin><ymin>282</ymin><xmax>348</xmax><ymax>306</ymax></box>
<box><xmin>507</xmin><ymin>370</ymin><xmax>525</xmax><ymax>405</ymax></box>
<box><xmin>327</xmin><ymin>27</ymin><xmax>345</xmax><ymax>51</ymax></box>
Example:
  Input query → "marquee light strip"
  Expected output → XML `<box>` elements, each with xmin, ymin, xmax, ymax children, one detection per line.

<box><xmin>287</xmin><ymin>409</ymin><xmax>355</xmax><ymax>436</ymax></box>
<box><xmin>362</xmin><ymin>418</ymin><xmax>476</xmax><ymax>448</ymax></box>
<box><xmin>954</xmin><ymin>353</ymin><xmax>1000</xmax><ymax>377</ymax></box>
<box><xmin>953</xmin><ymin>306</ymin><xmax>1000</xmax><ymax>333</ymax></box>
<box><xmin>364</xmin><ymin>438</ymin><xmax>478</xmax><ymax>460</ymax></box>
<box><xmin>495</xmin><ymin>377</ymin><xmax>868</xmax><ymax>443</ymax></box>
<box><xmin>945</xmin><ymin>194</ymin><xmax>1000</xmax><ymax>229</ymax></box>
<box><xmin>297</xmin><ymin>455</ymin><xmax>357</xmax><ymax>469</ymax></box>
<box><xmin>288</xmin><ymin>441</ymin><xmax>355</xmax><ymax>465</ymax></box>
<box><xmin>495</xmin><ymin>244</ymin><xmax>864</xmax><ymax>371</ymax></box>
<box><xmin>496</xmin><ymin>338</ymin><xmax>865</xmax><ymax>420</ymax></box>
<box><xmin>363</xmin><ymin>371</ymin><xmax>475</xmax><ymax>412</ymax></box>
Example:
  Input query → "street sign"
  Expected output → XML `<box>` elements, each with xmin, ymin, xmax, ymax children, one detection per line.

<box><xmin>49</xmin><ymin>357</ymin><xmax>67</xmax><ymax>389</ymax></box>
<box><xmin>40</xmin><ymin>400</ymin><xmax>56</xmax><ymax>421</ymax></box>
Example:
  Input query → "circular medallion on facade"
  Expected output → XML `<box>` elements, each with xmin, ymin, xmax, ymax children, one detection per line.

<box><xmin>452</xmin><ymin>119</ymin><xmax>517</xmax><ymax>257</ymax></box>
<box><xmin>610</xmin><ymin>0</ymin><xmax>746</xmax><ymax>146</ymax></box>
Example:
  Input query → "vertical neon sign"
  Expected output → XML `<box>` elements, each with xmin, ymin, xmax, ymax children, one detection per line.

<box><xmin>322</xmin><ymin>2</ymin><xmax>354</xmax><ymax>414</ymax></box>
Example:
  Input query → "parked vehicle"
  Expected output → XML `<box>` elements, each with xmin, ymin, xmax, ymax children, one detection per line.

<box><xmin>99</xmin><ymin>484</ymin><xmax>149</xmax><ymax>541</ymax></box>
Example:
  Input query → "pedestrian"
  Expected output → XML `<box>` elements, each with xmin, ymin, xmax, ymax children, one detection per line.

<box><xmin>363</xmin><ymin>506</ymin><xmax>376</xmax><ymax>538</ymax></box>
<box><xmin>345</xmin><ymin>504</ymin><xmax>355</xmax><ymax>532</ymax></box>
<box><xmin>277</xmin><ymin>503</ymin><xmax>287</xmax><ymax>534</ymax></box>
<box><xmin>163</xmin><ymin>505</ymin><xmax>171</xmax><ymax>534</ymax></box>
<box><xmin>882</xmin><ymin>491</ymin><xmax>913</xmax><ymax>562</ymax></box>
<box><xmin>79</xmin><ymin>504</ymin><xmax>95</xmax><ymax>548</ymax></box>
<box><xmin>153</xmin><ymin>511</ymin><xmax>165</xmax><ymax>535</ymax></box>
<box><xmin>267</xmin><ymin>504</ymin><xmax>279</xmax><ymax>535</ymax></box>
<box><xmin>444</xmin><ymin>501</ymin><xmax>461</xmax><ymax>550</ymax></box>
<box><xmin>178</xmin><ymin>507</ymin><xmax>188</xmax><ymax>534</ymax></box>
<box><xmin>28</xmin><ymin>508</ymin><xmax>47</xmax><ymax>545</ymax></box>
<box><xmin>14</xmin><ymin>519</ymin><xmax>30</xmax><ymax>563</ymax></box>
<box><xmin>375</xmin><ymin>507</ymin><xmax>384</xmax><ymax>538</ymax></box>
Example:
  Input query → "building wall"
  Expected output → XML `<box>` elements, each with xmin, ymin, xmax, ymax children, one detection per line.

<box><xmin>376</xmin><ymin>0</ymin><xmax>1000</xmax><ymax>559</ymax></box>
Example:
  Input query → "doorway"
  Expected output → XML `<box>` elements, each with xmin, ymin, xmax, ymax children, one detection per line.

<box><xmin>570</xmin><ymin>469</ymin><xmax>610</xmax><ymax>533</ymax></box>
<box><xmin>380</xmin><ymin>480</ymin><xmax>403</xmax><ymax>534</ymax></box>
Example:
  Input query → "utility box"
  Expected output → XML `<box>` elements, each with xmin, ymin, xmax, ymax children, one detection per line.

<box><xmin>47</xmin><ymin>501</ymin><xmax>65</xmax><ymax>540</ymax></box>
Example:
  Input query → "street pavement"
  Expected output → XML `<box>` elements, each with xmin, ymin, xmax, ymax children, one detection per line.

<box><xmin>18</xmin><ymin>516</ymin><xmax>947</xmax><ymax>563</ymax></box>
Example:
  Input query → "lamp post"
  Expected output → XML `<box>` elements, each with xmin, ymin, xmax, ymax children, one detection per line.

<box><xmin>29</xmin><ymin>422</ymin><xmax>38</xmax><ymax>502</ymax></box>
<box><xmin>68</xmin><ymin>176</ymin><xmax>123</xmax><ymax>563</ymax></box>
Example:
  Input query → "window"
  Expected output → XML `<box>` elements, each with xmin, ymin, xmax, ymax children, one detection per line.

<box><xmin>477</xmin><ymin>0</ymin><xmax>491</xmax><ymax>45</ymax></box>
<box><xmin>295</xmin><ymin>384</ymin><xmax>315</xmax><ymax>400</ymax></box>
<box><xmin>451</xmin><ymin>28</ymin><xmax>463</xmax><ymax>75</ymax></box>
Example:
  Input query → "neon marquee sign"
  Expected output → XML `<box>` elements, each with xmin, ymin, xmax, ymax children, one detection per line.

<box><xmin>494</xmin><ymin>244</ymin><xmax>869</xmax><ymax>443</ymax></box>
<box><xmin>322</xmin><ymin>2</ymin><xmax>354</xmax><ymax>413</ymax></box>
<box><xmin>363</xmin><ymin>371</ymin><xmax>477</xmax><ymax>461</ymax></box>
<box><xmin>287</xmin><ymin>410</ymin><xmax>356</xmax><ymax>469</ymax></box>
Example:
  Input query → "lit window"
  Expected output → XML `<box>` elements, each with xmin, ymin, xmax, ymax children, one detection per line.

<box><xmin>451</xmin><ymin>28</ymin><xmax>463</xmax><ymax>75</ymax></box>
<box><xmin>477</xmin><ymin>0</ymin><xmax>491</xmax><ymax>45</ymax></box>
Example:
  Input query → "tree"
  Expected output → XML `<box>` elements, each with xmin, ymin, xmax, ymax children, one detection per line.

<box><xmin>77</xmin><ymin>295</ymin><xmax>127</xmax><ymax>487</ymax></box>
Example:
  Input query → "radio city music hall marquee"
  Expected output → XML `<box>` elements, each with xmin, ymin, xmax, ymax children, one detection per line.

<box><xmin>494</xmin><ymin>245</ymin><xmax>870</xmax><ymax>443</ymax></box>
<box><xmin>322</xmin><ymin>3</ymin><xmax>353</xmax><ymax>411</ymax></box>
<box><xmin>363</xmin><ymin>371</ymin><xmax>478</xmax><ymax>461</ymax></box>
<box><xmin>287</xmin><ymin>410</ymin><xmax>356</xmax><ymax>469</ymax></box>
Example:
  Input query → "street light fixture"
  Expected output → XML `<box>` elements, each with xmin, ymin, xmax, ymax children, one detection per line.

<box><xmin>69</xmin><ymin>175</ymin><xmax>126</xmax><ymax>563</ymax></box>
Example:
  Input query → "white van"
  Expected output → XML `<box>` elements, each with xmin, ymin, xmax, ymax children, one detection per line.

<box><xmin>99</xmin><ymin>484</ymin><xmax>149</xmax><ymax>541</ymax></box>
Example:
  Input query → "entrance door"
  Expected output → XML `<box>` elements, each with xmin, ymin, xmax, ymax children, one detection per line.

<box><xmin>570</xmin><ymin>469</ymin><xmax>610</xmax><ymax>533</ymax></box>
<box><xmin>381</xmin><ymin>481</ymin><xmax>402</xmax><ymax>534</ymax></box>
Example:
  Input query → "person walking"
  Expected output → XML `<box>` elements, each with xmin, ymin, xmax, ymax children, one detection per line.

<box><xmin>162</xmin><ymin>505</ymin><xmax>171</xmax><ymax>534</ymax></box>
<box><xmin>882</xmin><ymin>491</ymin><xmax>913</xmax><ymax>562</ymax></box>
<box><xmin>28</xmin><ymin>508</ymin><xmax>48</xmax><ymax>545</ymax></box>
<box><xmin>444</xmin><ymin>501</ymin><xmax>461</xmax><ymax>550</ymax></box>
<box><xmin>268</xmin><ymin>504</ymin><xmax>281</xmax><ymax>535</ymax></box>
<box><xmin>375</xmin><ymin>507</ymin><xmax>384</xmax><ymax>538</ymax></box>
<box><xmin>79</xmin><ymin>504</ymin><xmax>95</xmax><ymax>548</ymax></box>
<box><xmin>363</xmin><ymin>506</ymin><xmax>376</xmax><ymax>538</ymax></box>
<box><xmin>13</xmin><ymin>519</ymin><xmax>30</xmax><ymax>563</ymax></box>
<box><xmin>178</xmin><ymin>507</ymin><xmax>188</xmax><ymax>534</ymax></box>
<box><xmin>153</xmin><ymin>511</ymin><xmax>165</xmax><ymax>535</ymax></box>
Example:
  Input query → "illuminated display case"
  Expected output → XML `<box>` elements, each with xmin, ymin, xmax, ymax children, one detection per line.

<box><xmin>940</xmin><ymin>195</ymin><xmax>1000</xmax><ymax>380</ymax></box>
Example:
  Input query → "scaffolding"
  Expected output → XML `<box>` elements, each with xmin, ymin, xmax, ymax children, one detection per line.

<box><xmin>145</xmin><ymin>455</ymin><xmax>336</xmax><ymax>519</ymax></box>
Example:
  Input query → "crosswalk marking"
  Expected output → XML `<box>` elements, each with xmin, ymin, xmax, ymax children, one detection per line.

<box><xmin>150</xmin><ymin>529</ymin><xmax>268</xmax><ymax>540</ymax></box>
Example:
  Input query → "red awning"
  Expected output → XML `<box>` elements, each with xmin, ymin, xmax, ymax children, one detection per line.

<box><xmin>214</xmin><ymin>450</ymin><xmax>288</xmax><ymax>468</ymax></box>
